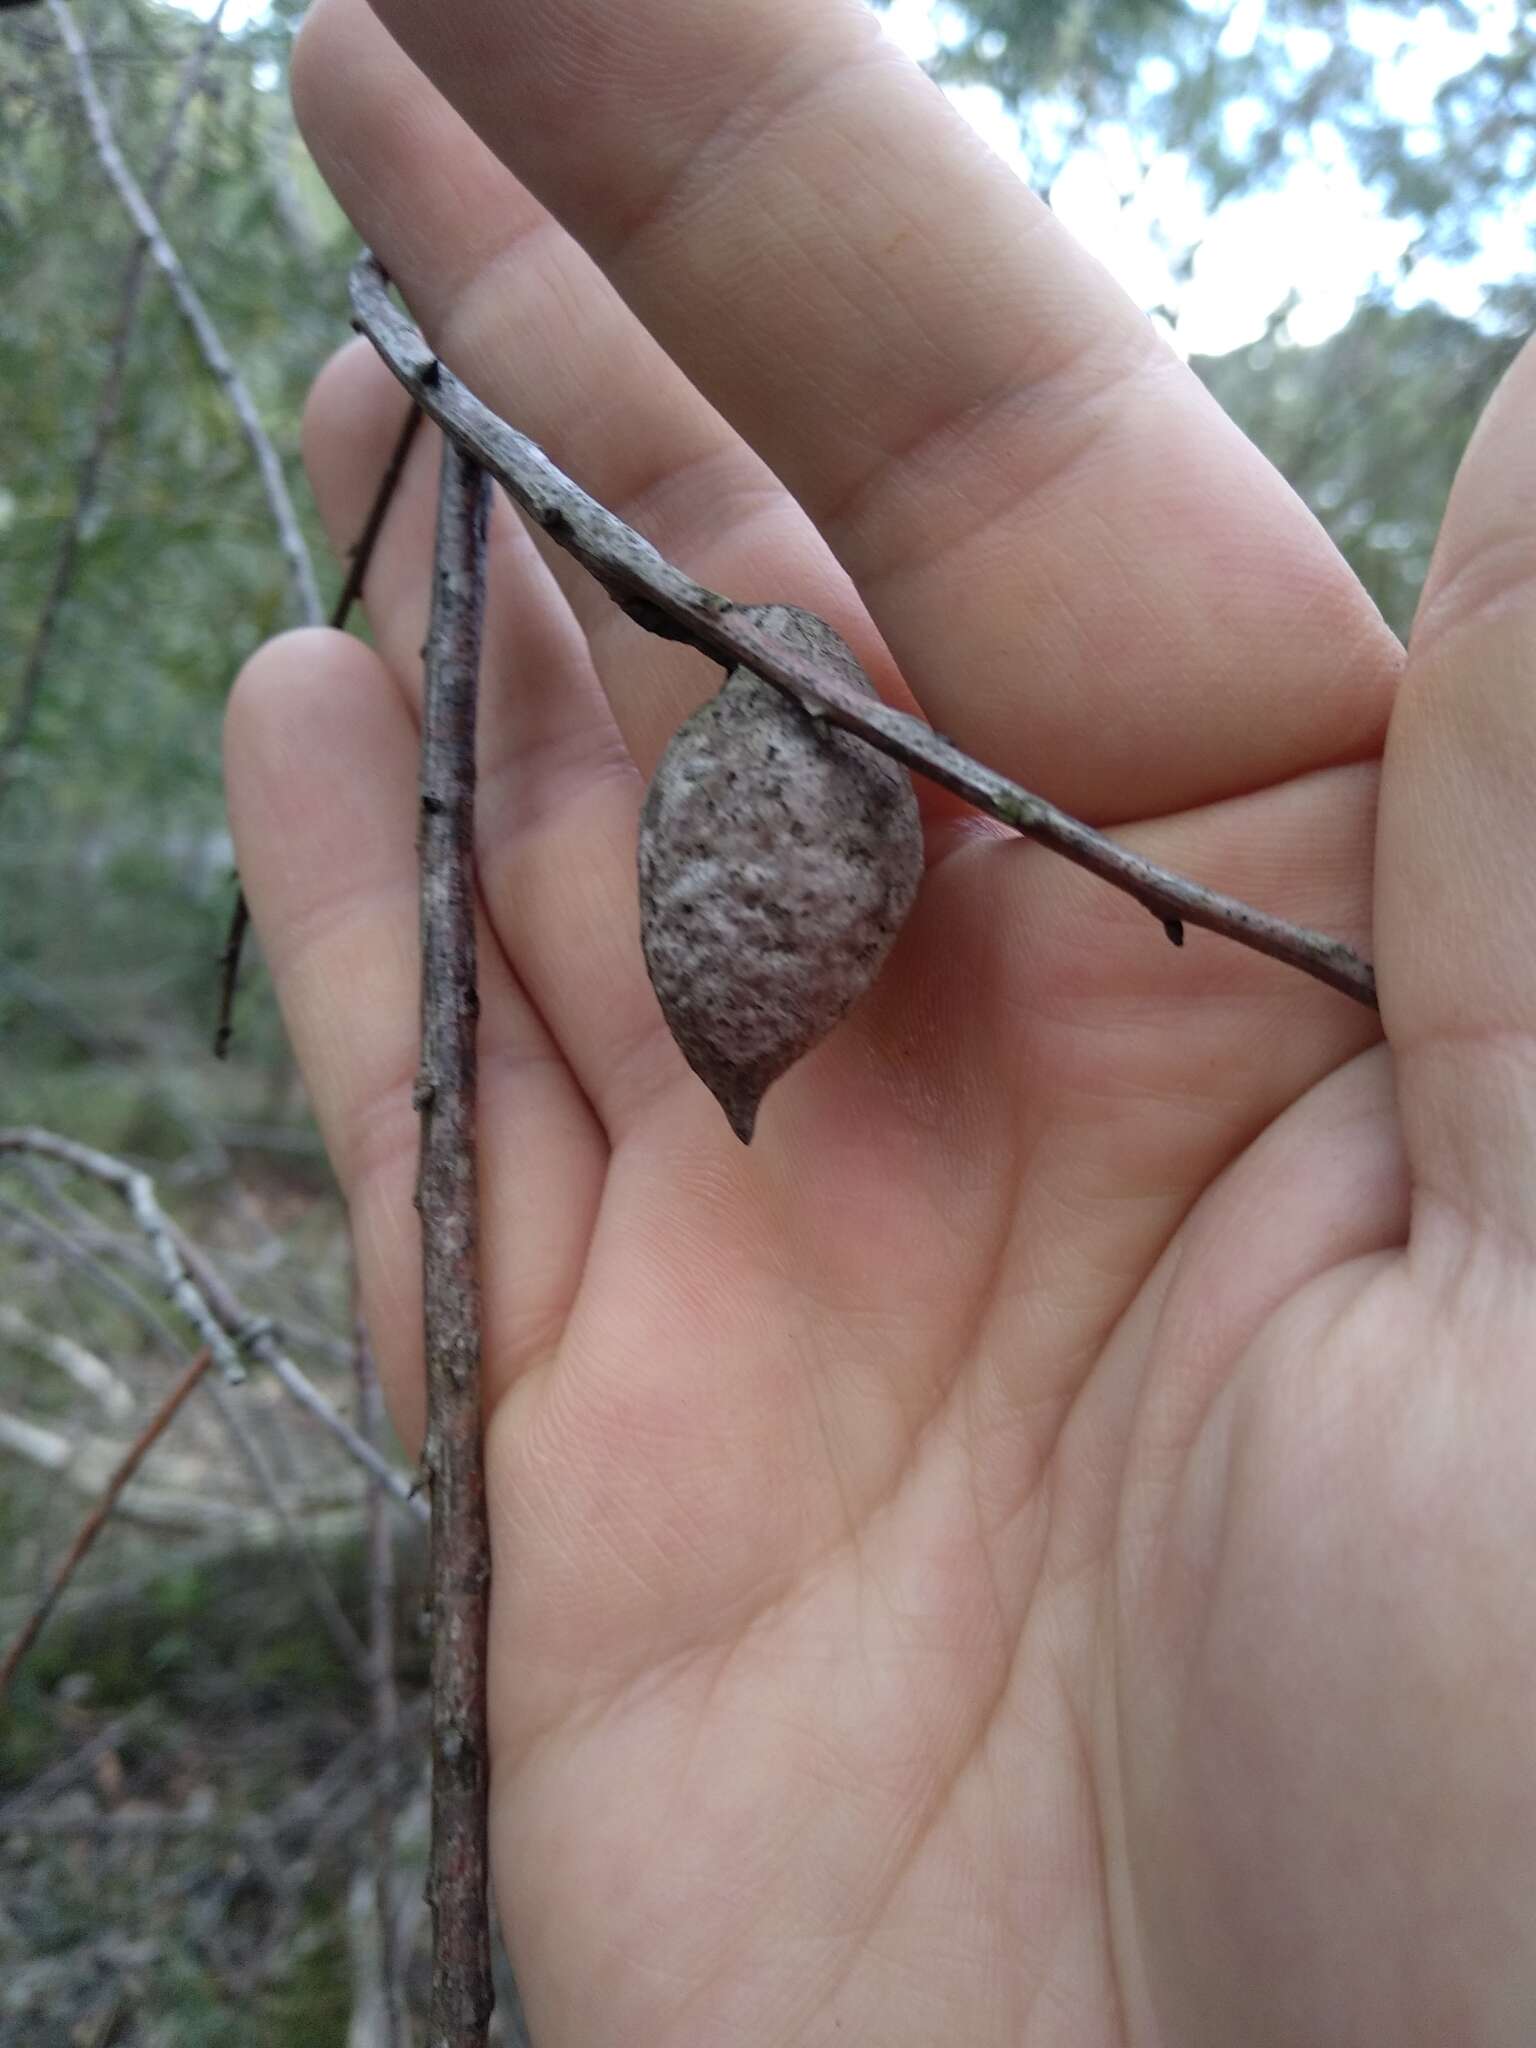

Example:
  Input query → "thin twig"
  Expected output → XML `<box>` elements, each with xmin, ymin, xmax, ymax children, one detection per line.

<box><xmin>350</xmin><ymin>250</ymin><xmax>1377</xmax><ymax>1010</ymax></box>
<box><xmin>0</xmin><ymin>1128</ymin><xmax>245</xmax><ymax>1380</ymax></box>
<box><xmin>0</xmin><ymin>1302</ymin><xmax>133</xmax><ymax>1420</ymax></box>
<box><xmin>0</xmin><ymin>1531</ymin><xmax>328</xmax><ymax>1644</ymax></box>
<box><xmin>0</xmin><ymin>1171</ymin><xmax>366</xmax><ymax>1679</ymax></box>
<box><xmin>173</xmin><ymin>1225</ymin><xmax>429</xmax><ymax>1521</ymax></box>
<box><xmin>246</xmin><ymin>1699</ymin><xmax>432</xmax><ymax>1995</ymax></box>
<box><xmin>0</xmin><ymin>0</ymin><xmax>230</xmax><ymax>784</ymax></box>
<box><xmin>266</xmin><ymin>1350</ymin><xmax>428</xmax><ymax>1519</ymax></box>
<box><xmin>212</xmin><ymin>893</ymin><xmax>251</xmax><ymax>1062</ymax></box>
<box><xmin>0</xmin><ymin>1706</ymin><xmax>152</xmax><ymax>1827</ymax></box>
<box><xmin>0</xmin><ymin>1130</ymin><xmax>428</xmax><ymax>1517</ymax></box>
<box><xmin>48</xmin><ymin>0</ymin><xmax>321</xmax><ymax>625</ymax></box>
<box><xmin>276</xmin><ymin>1693</ymin><xmax>431</xmax><ymax>1854</ymax></box>
<box><xmin>216</xmin><ymin>399</ymin><xmax>425</xmax><ymax>1057</ymax></box>
<box><xmin>355</xmin><ymin>1312</ymin><xmax>408</xmax><ymax>2048</ymax></box>
<box><xmin>419</xmin><ymin>440</ymin><xmax>494</xmax><ymax>2048</ymax></box>
<box><xmin>0</xmin><ymin>1348</ymin><xmax>212</xmax><ymax>1698</ymax></box>
<box><xmin>200</xmin><ymin>1367</ymin><xmax>371</xmax><ymax>1683</ymax></box>
<box><xmin>0</xmin><ymin>1193</ymin><xmax>176</xmax><ymax>1349</ymax></box>
<box><xmin>335</xmin><ymin>399</ymin><xmax>426</xmax><ymax>622</ymax></box>
<box><xmin>348</xmin><ymin>1864</ymin><xmax>395</xmax><ymax>2048</ymax></box>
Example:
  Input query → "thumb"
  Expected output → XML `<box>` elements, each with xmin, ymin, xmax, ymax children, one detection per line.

<box><xmin>1376</xmin><ymin>329</ymin><xmax>1536</xmax><ymax>1252</ymax></box>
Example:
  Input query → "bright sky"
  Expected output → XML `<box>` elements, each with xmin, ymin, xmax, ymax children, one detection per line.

<box><xmin>180</xmin><ymin>0</ymin><xmax>1521</xmax><ymax>359</ymax></box>
<box><xmin>880</xmin><ymin>0</ymin><xmax>1524</xmax><ymax>355</ymax></box>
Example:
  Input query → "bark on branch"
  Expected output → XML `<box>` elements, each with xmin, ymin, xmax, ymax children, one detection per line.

<box><xmin>349</xmin><ymin>250</ymin><xmax>1377</xmax><ymax>1011</ymax></box>
<box><xmin>417</xmin><ymin>441</ymin><xmax>494</xmax><ymax>2048</ymax></box>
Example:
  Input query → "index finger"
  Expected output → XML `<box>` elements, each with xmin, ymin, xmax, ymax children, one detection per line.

<box><xmin>319</xmin><ymin>0</ymin><xmax>1401</xmax><ymax>823</ymax></box>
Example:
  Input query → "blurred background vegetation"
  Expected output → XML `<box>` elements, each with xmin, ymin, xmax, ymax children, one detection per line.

<box><xmin>1</xmin><ymin>0</ymin><xmax>1531</xmax><ymax>2039</ymax></box>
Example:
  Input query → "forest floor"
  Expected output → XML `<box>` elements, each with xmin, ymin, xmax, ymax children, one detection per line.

<box><xmin>0</xmin><ymin>1128</ymin><xmax>528</xmax><ymax>2046</ymax></box>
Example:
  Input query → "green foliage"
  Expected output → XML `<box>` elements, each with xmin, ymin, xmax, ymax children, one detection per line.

<box><xmin>925</xmin><ymin>0</ymin><xmax>1194</xmax><ymax>105</ymax></box>
<box><xmin>884</xmin><ymin>0</ymin><xmax>1536</xmax><ymax>640</ymax></box>
<box><xmin>0</xmin><ymin>0</ymin><xmax>348</xmax><ymax>1140</ymax></box>
<box><xmin>1193</xmin><ymin>287</ymin><xmax>1534</xmax><ymax>638</ymax></box>
<box><xmin>915</xmin><ymin>0</ymin><xmax>1535</xmax><ymax>278</ymax></box>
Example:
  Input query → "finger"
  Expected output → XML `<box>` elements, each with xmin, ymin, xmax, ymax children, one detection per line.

<box><xmin>299</xmin><ymin>0</ymin><xmax>1400</xmax><ymax>822</ymax></box>
<box><xmin>302</xmin><ymin>342</ymin><xmax>681</xmax><ymax>1137</ymax></box>
<box><xmin>1378</xmin><ymin>332</ymin><xmax>1536</xmax><ymax>1254</ymax></box>
<box><xmin>293</xmin><ymin>1</ymin><xmax>920</xmax><ymax>796</ymax></box>
<box><xmin>224</xmin><ymin>628</ymin><xmax>606</xmax><ymax>1445</ymax></box>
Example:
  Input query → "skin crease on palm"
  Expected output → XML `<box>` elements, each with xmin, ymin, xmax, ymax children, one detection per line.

<box><xmin>223</xmin><ymin>0</ymin><xmax>1536</xmax><ymax>2039</ymax></box>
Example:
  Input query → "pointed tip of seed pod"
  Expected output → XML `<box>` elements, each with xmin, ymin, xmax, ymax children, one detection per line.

<box><xmin>720</xmin><ymin>1085</ymin><xmax>761</xmax><ymax>1145</ymax></box>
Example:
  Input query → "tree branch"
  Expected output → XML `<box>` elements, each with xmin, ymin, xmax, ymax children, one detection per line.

<box><xmin>48</xmin><ymin>0</ymin><xmax>322</xmax><ymax>626</ymax></box>
<box><xmin>418</xmin><ymin>440</ymin><xmax>494</xmax><ymax>2048</ymax></box>
<box><xmin>349</xmin><ymin>249</ymin><xmax>1377</xmax><ymax>1011</ymax></box>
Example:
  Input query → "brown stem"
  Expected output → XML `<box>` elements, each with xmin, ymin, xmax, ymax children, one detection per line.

<box><xmin>418</xmin><ymin>439</ymin><xmax>494</xmax><ymax>2047</ymax></box>
<box><xmin>0</xmin><ymin>1348</ymin><xmax>212</xmax><ymax>1698</ymax></box>
<box><xmin>216</xmin><ymin>400</ymin><xmax>425</xmax><ymax>1058</ymax></box>
<box><xmin>349</xmin><ymin>250</ymin><xmax>1377</xmax><ymax>1011</ymax></box>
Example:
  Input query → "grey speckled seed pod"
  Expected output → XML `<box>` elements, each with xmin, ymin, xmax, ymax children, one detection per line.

<box><xmin>637</xmin><ymin>605</ymin><xmax>923</xmax><ymax>1144</ymax></box>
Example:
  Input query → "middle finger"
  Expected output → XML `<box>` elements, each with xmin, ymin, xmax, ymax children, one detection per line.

<box><xmin>300</xmin><ymin>0</ymin><xmax>1402</xmax><ymax>824</ymax></box>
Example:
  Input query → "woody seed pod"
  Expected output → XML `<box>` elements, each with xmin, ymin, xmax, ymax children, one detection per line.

<box><xmin>637</xmin><ymin>605</ymin><xmax>923</xmax><ymax>1143</ymax></box>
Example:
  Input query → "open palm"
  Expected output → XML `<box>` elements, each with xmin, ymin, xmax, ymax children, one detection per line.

<box><xmin>226</xmin><ymin>1</ymin><xmax>1536</xmax><ymax>2040</ymax></box>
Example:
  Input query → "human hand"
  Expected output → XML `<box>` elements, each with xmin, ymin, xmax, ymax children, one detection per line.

<box><xmin>225</xmin><ymin>2</ymin><xmax>1536</xmax><ymax>2040</ymax></box>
